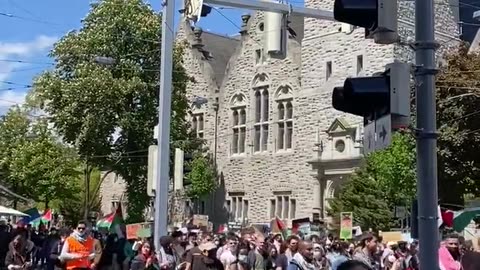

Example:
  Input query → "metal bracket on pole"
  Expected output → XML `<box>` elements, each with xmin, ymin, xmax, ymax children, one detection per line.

<box><xmin>203</xmin><ymin>0</ymin><xmax>335</xmax><ymax>21</ymax></box>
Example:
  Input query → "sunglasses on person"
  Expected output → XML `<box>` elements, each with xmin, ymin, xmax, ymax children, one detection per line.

<box><xmin>77</xmin><ymin>226</ymin><xmax>86</xmax><ymax>231</ymax></box>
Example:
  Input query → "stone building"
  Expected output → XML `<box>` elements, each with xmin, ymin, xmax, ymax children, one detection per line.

<box><xmin>176</xmin><ymin>0</ymin><xmax>460</xmax><ymax>227</ymax></box>
<box><xmin>99</xmin><ymin>171</ymin><xmax>128</xmax><ymax>216</ymax></box>
<box><xmin>99</xmin><ymin>0</ymin><xmax>461</xmax><ymax>226</ymax></box>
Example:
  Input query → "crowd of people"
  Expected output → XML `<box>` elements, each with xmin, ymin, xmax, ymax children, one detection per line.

<box><xmin>0</xmin><ymin>220</ymin><xmax>478</xmax><ymax>270</ymax></box>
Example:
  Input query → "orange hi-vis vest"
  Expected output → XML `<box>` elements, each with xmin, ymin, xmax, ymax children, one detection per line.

<box><xmin>65</xmin><ymin>236</ymin><xmax>94</xmax><ymax>270</ymax></box>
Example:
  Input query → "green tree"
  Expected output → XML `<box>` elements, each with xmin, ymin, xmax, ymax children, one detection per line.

<box><xmin>30</xmin><ymin>0</ymin><xmax>195</xmax><ymax>222</ymax></box>
<box><xmin>368</xmin><ymin>133</ymin><xmax>416</xmax><ymax>208</ymax></box>
<box><xmin>9</xmin><ymin>119</ymin><xmax>80</xmax><ymax>208</ymax></box>
<box><xmin>185</xmin><ymin>155</ymin><xmax>216</xmax><ymax>200</ymax></box>
<box><xmin>0</xmin><ymin>107</ymin><xmax>80</xmax><ymax>208</ymax></box>
<box><xmin>435</xmin><ymin>44</ymin><xmax>480</xmax><ymax>205</ymax></box>
<box><xmin>328</xmin><ymin>133</ymin><xmax>416</xmax><ymax>231</ymax></box>
<box><xmin>0</xmin><ymin>107</ymin><xmax>30</xmax><ymax>207</ymax></box>
<box><xmin>59</xmin><ymin>169</ymin><xmax>103</xmax><ymax>226</ymax></box>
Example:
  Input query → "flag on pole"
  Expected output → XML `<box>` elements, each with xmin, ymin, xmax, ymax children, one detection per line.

<box><xmin>42</xmin><ymin>209</ymin><xmax>52</xmax><ymax>222</ymax></box>
<box><xmin>97</xmin><ymin>205</ymin><xmax>124</xmax><ymax>231</ymax></box>
<box><xmin>270</xmin><ymin>217</ymin><xmax>288</xmax><ymax>239</ymax></box>
<box><xmin>30</xmin><ymin>209</ymin><xmax>53</xmax><ymax>228</ymax></box>
<box><xmin>20</xmin><ymin>208</ymin><xmax>40</xmax><ymax>224</ymax></box>
<box><xmin>438</xmin><ymin>207</ymin><xmax>480</xmax><ymax>232</ymax></box>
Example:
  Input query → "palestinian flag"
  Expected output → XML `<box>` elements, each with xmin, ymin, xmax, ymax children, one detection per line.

<box><xmin>97</xmin><ymin>205</ymin><xmax>124</xmax><ymax>231</ymax></box>
<box><xmin>217</xmin><ymin>224</ymin><xmax>228</xmax><ymax>234</ymax></box>
<box><xmin>440</xmin><ymin>207</ymin><xmax>480</xmax><ymax>232</ymax></box>
<box><xmin>31</xmin><ymin>209</ymin><xmax>53</xmax><ymax>227</ymax></box>
<box><xmin>270</xmin><ymin>217</ymin><xmax>288</xmax><ymax>239</ymax></box>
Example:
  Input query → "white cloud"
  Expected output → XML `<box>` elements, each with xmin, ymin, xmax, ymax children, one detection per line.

<box><xmin>0</xmin><ymin>35</ymin><xmax>58</xmax><ymax>83</ymax></box>
<box><xmin>0</xmin><ymin>35</ymin><xmax>57</xmax><ymax>57</ymax></box>
<box><xmin>0</xmin><ymin>90</ymin><xmax>27</xmax><ymax>115</ymax></box>
<box><xmin>0</xmin><ymin>35</ymin><xmax>57</xmax><ymax>114</ymax></box>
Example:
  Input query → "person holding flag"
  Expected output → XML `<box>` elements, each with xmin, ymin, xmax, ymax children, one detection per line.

<box><xmin>59</xmin><ymin>221</ymin><xmax>97</xmax><ymax>270</ymax></box>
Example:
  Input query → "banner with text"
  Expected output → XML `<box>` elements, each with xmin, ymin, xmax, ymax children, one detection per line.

<box><xmin>340</xmin><ymin>212</ymin><xmax>353</xmax><ymax>240</ymax></box>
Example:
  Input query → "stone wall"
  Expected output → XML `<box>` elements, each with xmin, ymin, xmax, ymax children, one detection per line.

<box><xmin>99</xmin><ymin>171</ymin><xmax>127</xmax><ymax>216</ymax></box>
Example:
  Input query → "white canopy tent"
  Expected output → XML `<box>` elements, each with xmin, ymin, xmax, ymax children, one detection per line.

<box><xmin>0</xmin><ymin>206</ymin><xmax>29</xmax><ymax>217</ymax></box>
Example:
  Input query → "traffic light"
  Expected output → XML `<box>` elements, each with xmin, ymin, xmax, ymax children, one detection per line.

<box><xmin>332</xmin><ymin>62</ymin><xmax>411</xmax><ymax>128</ymax></box>
<box><xmin>333</xmin><ymin>0</ymin><xmax>398</xmax><ymax>44</ymax></box>
<box><xmin>200</xmin><ymin>5</ymin><xmax>212</xmax><ymax>17</ymax></box>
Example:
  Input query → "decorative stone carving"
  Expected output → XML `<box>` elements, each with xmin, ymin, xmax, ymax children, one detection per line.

<box><xmin>240</xmin><ymin>14</ymin><xmax>251</xmax><ymax>35</ymax></box>
<box><xmin>251</xmin><ymin>73</ymin><xmax>270</xmax><ymax>88</ymax></box>
<box><xmin>275</xmin><ymin>85</ymin><xmax>293</xmax><ymax>100</ymax></box>
<box><xmin>192</xmin><ymin>27</ymin><xmax>204</xmax><ymax>48</ymax></box>
<box><xmin>230</xmin><ymin>93</ymin><xmax>247</xmax><ymax>108</ymax></box>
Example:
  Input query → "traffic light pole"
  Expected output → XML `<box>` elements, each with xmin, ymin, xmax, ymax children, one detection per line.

<box><xmin>154</xmin><ymin>0</ymin><xmax>175</xmax><ymax>249</ymax></box>
<box><xmin>414</xmin><ymin>0</ymin><xmax>440</xmax><ymax>268</ymax></box>
<box><xmin>154</xmin><ymin>0</ymin><xmax>336</xmax><ymax>240</ymax></box>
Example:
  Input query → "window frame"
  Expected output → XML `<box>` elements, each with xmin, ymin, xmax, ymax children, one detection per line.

<box><xmin>227</xmin><ymin>195</ymin><xmax>249</xmax><ymax>223</ymax></box>
<box><xmin>231</xmin><ymin>107</ymin><xmax>247</xmax><ymax>155</ymax></box>
<box><xmin>191</xmin><ymin>112</ymin><xmax>205</xmax><ymax>139</ymax></box>
<box><xmin>276</xmin><ymin>99</ymin><xmax>293</xmax><ymax>151</ymax></box>
<box><xmin>269</xmin><ymin>195</ymin><xmax>296</xmax><ymax>220</ymax></box>
<box><xmin>253</xmin><ymin>86</ymin><xmax>269</xmax><ymax>153</ymax></box>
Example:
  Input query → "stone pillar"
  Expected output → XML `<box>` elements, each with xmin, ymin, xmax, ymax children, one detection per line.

<box><xmin>313</xmin><ymin>178</ymin><xmax>321</xmax><ymax>214</ymax></box>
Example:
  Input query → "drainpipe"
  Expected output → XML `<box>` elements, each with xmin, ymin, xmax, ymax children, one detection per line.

<box><xmin>213</xmin><ymin>97</ymin><xmax>219</xmax><ymax>166</ymax></box>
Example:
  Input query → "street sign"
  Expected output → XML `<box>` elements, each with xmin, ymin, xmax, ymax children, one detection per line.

<box><xmin>147</xmin><ymin>145</ymin><xmax>157</xmax><ymax>197</ymax></box>
<box><xmin>375</xmin><ymin>114</ymin><xmax>392</xmax><ymax>150</ymax></box>
<box><xmin>363</xmin><ymin>114</ymin><xmax>393</xmax><ymax>154</ymax></box>
<box><xmin>363</xmin><ymin>121</ymin><xmax>376</xmax><ymax>154</ymax></box>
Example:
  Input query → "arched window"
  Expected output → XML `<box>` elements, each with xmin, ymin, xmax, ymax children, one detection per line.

<box><xmin>231</xmin><ymin>94</ymin><xmax>247</xmax><ymax>155</ymax></box>
<box><xmin>191</xmin><ymin>114</ymin><xmax>204</xmax><ymax>138</ymax></box>
<box><xmin>275</xmin><ymin>86</ymin><xmax>293</xmax><ymax>151</ymax></box>
<box><xmin>252</xmin><ymin>73</ymin><xmax>270</xmax><ymax>153</ymax></box>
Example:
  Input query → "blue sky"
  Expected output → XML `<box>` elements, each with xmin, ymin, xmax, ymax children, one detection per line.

<box><xmin>0</xmin><ymin>0</ymin><xmax>255</xmax><ymax>114</ymax></box>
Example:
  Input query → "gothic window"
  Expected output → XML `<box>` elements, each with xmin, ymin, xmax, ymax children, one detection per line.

<box><xmin>230</xmin><ymin>94</ymin><xmax>247</xmax><ymax>155</ymax></box>
<box><xmin>275</xmin><ymin>86</ymin><xmax>293</xmax><ymax>151</ymax></box>
<box><xmin>192</xmin><ymin>113</ymin><xmax>204</xmax><ymax>138</ymax></box>
<box><xmin>251</xmin><ymin>73</ymin><xmax>270</xmax><ymax>153</ymax></box>
<box><xmin>277</xmin><ymin>101</ymin><xmax>293</xmax><ymax>150</ymax></box>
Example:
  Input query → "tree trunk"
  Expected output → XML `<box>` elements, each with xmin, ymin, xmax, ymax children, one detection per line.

<box><xmin>45</xmin><ymin>200</ymin><xmax>49</xmax><ymax>209</ymax></box>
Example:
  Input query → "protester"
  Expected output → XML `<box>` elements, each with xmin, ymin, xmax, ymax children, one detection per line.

<box><xmin>220</xmin><ymin>235</ymin><xmax>238</xmax><ymax>269</ymax></box>
<box><xmin>5</xmin><ymin>234</ymin><xmax>34</xmax><ymax>270</ymax></box>
<box><xmin>48</xmin><ymin>229</ymin><xmax>70</xmax><ymax>270</ymax></box>
<box><xmin>59</xmin><ymin>221</ymin><xmax>96</xmax><ymax>270</ymax></box>
<box><xmin>353</xmin><ymin>234</ymin><xmax>378</xmax><ymax>270</ymax></box>
<box><xmin>130</xmin><ymin>241</ymin><xmax>158</xmax><ymax>270</ymax></box>
<box><xmin>197</xmin><ymin>242</ymin><xmax>223</xmax><ymax>270</ymax></box>
<box><xmin>439</xmin><ymin>234</ymin><xmax>462</xmax><ymax>270</ymax></box>
<box><xmin>287</xmin><ymin>241</ymin><xmax>315</xmax><ymax>270</ymax></box>
<box><xmin>276</xmin><ymin>236</ymin><xmax>300</xmax><ymax>270</ymax></box>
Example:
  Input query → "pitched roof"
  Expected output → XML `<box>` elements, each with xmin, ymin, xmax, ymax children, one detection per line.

<box><xmin>201</xmin><ymin>31</ymin><xmax>241</xmax><ymax>87</ymax></box>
